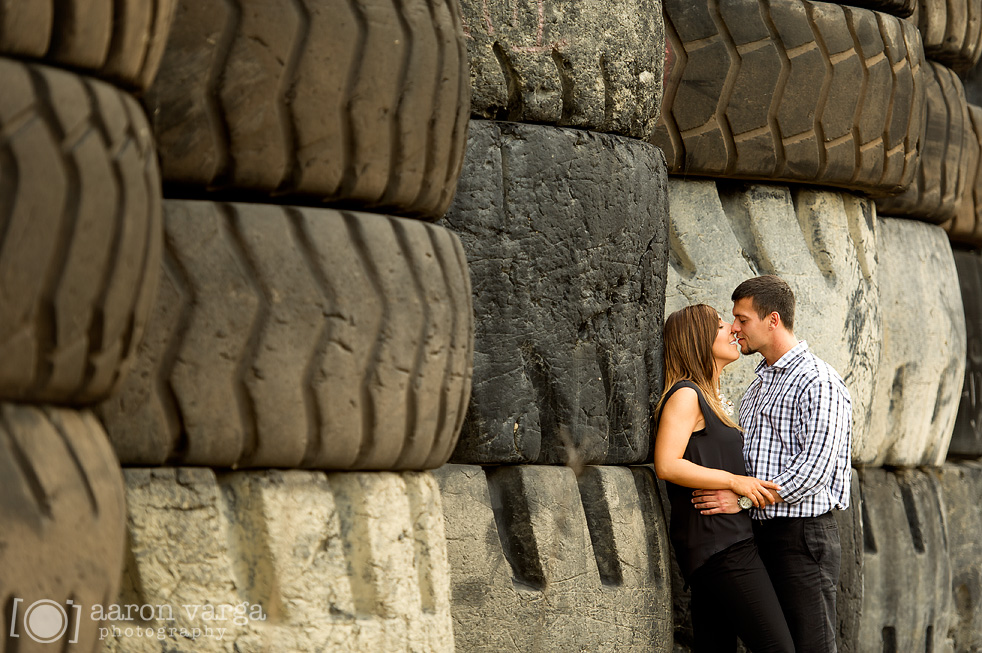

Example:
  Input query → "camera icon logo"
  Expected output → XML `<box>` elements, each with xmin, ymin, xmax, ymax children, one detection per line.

<box><xmin>8</xmin><ymin>598</ymin><xmax>82</xmax><ymax>644</ymax></box>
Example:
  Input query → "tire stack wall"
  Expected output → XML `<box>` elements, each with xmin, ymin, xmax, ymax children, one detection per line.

<box><xmin>434</xmin><ymin>0</ymin><xmax>675</xmax><ymax>649</ymax></box>
<box><xmin>92</xmin><ymin>1</ymin><xmax>476</xmax><ymax>650</ymax></box>
<box><xmin>658</xmin><ymin>0</ymin><xmax>979</xmax><ymax>650</ymax></box>
<box><xmin>0</xmin><ymin>3</ymin><xmax>171</xmax><ymax>650</ymax></box>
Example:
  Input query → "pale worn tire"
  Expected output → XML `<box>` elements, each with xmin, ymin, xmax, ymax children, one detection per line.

<box><xmin>654</xmin><ymin>0</ymin><xmax>925</xmax><ymax>195</ymax></box>
<box><xmin>97</xmin><ymin>200</ymin><xmax>474</xmax><ymax>470</ymax></box>
<box><xmin>0</xmin><ymin>58</ymin><xmax>163</xmax><ymax>405</ymax></box>
<box><xmin>145</xmin><ymin>0</ymin><xmax>470</xmax><ymax>220</ymax></box>
<box><xmin>461</xmin><ymin>0</ymin><xmax>664</xmax><ymax>138</ymax></box>
<box><xmin>0</xmin><ymin>0</ymin><xmax>176</xmax><ymax>90</ymax></box>
<box><xmin>0</xmin><ymin>404</ymin><xmax>126</xmax><ymax>653</ymax></box>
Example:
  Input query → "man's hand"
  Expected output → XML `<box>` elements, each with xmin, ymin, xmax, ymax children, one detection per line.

<box><xmin>691</xmin><ymin>488</ymin><xmax>742</xmax><ymax>515</ymax></box>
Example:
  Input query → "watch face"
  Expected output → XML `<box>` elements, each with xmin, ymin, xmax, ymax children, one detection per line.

<box><xmin>738</xmin><ymin>495</ymin><xmax>753</xmax><ymax>510</ymax></box>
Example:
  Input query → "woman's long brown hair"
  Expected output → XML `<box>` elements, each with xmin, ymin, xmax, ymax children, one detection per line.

<box><xmin>655</xmin><ymin>304</ymin><xmax>739</xmax><ymax>429</ymax></box>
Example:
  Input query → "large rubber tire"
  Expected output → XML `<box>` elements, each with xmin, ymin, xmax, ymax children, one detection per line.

<box><xmin>950</xmin><ymin>248</ymin><xmax>982</xmax><ymax>457</ymax></box>
<box><xmin>944</xmin><ymin>105</ymin><xmax>982</xmax><ymax>245</ymax></box>
<box><xmin>654</xmin><ymin>0</ymin><xmax>925</xmax><ymax>195</ymax></box>
<box><xmin>910</xmin><ymin>0</ymin><xmax>982</xmax><ymax>72</ymax></box>
<box><xmin>875</xmin><ymin>61</ymin><xmax>972</xmax><ymax>223</ymax></box>
<box><xmin>441</xmin><ymin>120</ymin><xmax>669</xmax><ymax>466</ymax></box>
<box><xmin>0</xmin><ymin>404</ymin><xmax>126</xmax><ymax>653</ymax></box>
<box><xmin>103</xmin><ymin>468</ymin><xmax>453</xmax><ymax>653</ymax></box>
<box><xmin>0</xmin><ymin>58</ymin><xmax>163</xmax><ymax>406</ymax></box>
<box><xmin>462</xmin><ymin>0</ymin><xmax>664</xmax><ymax>139</ymax></box>
<box><xmin>145</xmin><ymin>0</ymin><xmax>470</xmax><ymax>221</ymax></box>
<box><xmin>97</xmin><ymin>200</ymin><xmax>473</xmax><ymax>470</ymax></box>
<box><xmin>0</xmin><ymin>0</ymin><xmax>177</xmax><ymax>90</ymax></box>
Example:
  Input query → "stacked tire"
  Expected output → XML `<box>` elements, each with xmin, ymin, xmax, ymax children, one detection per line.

<box><xmin>430</xmin><ymin>1</ymin><xmax>676</xmax><ymax>650</ymax></box>
<box><xmin>657</xmin><ymin>0</ymin><xmax>981</xmax><ymax>650</ymax></box>
<box><xmin>0</xmin><ymin>3</ymin><xmax>172</xmax><ymax>651</ymax></box>
<box><xmin>90</xmin><ymin>1</ymin><xmax>476</xmax><ymax>651</ymax></box>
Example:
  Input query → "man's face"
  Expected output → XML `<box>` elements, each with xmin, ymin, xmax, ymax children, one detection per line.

<box><xmin>731</xmin><ymin>297</ymin><xmax>769</xmax><ymax>355</ymax></box>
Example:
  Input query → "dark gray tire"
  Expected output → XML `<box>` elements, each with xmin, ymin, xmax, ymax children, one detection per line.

<box><xmin>857</xmin><ymin>467</ymin><xmax>952</xmax><ymax>653</ymax></box>
<box><xmin>462</xmin><ymin>0</ymin><xmax>664</xmax><ymax>138</ymax></box>
<box><xmin>875</xmin><ymin>61</ymin><xmax>972</xmax><ymax>222</ymax></box>
<box><xmin>0</xmin><ymin>404</ymin><xmax>126</xmax><ymax>652</ymax></box>
<box><xmin>939</xmin><ymin>461</ymin><xmax>982</xmax><ymax>653</ymax></box>
<box><xmin>654</xmin><ymin>0</ymin><xmax>925</xmax><ymax>195</ymax></box>
<box><xmin>910</xmin><ymin>0</ymin><xmax>982</xmax><ymax>72</ymax></box>
<box><xmin>0</xmin><ymin>0</ymin><xmax>176</xmax><ymax>90</ymax></box>
<box><xmin>950</xmin><ymin>248</ymin><xmax>982</xmax><ymax>457</ymax></box>
<box><xmin>441</xmin><ymin>120</ymin><xmax>669</xmax><ymax>466</ymax></box>
<box><xmin>0</xmin><ymin>58</ymin><xmax>163</xmax><ymax>405</ymax></box>
<box><xmin>97</xmin><ymin>200</ymin><xmax>474</xmax><ymax>470</ymax></box>
<box><xmin>145</xmin><ymin>0</ymin><xmax>469</xmax><ymax>220</ymax></box>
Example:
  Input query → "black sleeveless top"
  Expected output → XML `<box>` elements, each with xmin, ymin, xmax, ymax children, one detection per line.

<box><xmin>660</xmin><ymin>380</ymin><xmax>754</xmax><ymax>579</ymax></box>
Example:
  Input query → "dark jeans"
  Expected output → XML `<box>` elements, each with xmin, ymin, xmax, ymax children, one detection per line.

<box><xmin>753</xmin><ymin>512</ymin><xmax>841</xmax><ymax>653</ymax></box>
<box><xmin>688</xmin><ymin>537</ymin><xmax>794</xmax><ymax>653</ymax></box>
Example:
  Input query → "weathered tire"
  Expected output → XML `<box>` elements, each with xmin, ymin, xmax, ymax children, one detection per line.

<box><xmin>461</xmin><ymin>0</ymin><xmax>664</xmax><ymax>138</ymax></box>
<box><xmin>857</xmin><ymin>467</ymin><xmax>951</xmax><ymax>653</ymax></box>
<box><xmin>97</xmin><ymin>200</ymin><xmax>473</xmax><ymax>470</ymax></box>
<box><xmin>950</xmin><ymin>248</ymin><xmax>982</xmax><ymax>457</ymax></box>
<box><xmin>875</xmin><ymin>61</ymin><xmax>973</xmax><ymax>223</ymax></box>
<box><xmin>0</xmin><ymin>0</ymin><xmax>176</xmax><ymax>90</ymax></box>
<box><xmin>0</xmin><ymin>57</ymin><xmax>163</xmax><ymax>405</ymax></box>
<box><xmin>944</xmin><ymin>105</ymin><xmax>982</xmax><ymax>245</ymax></box>
<box><xmin>103</xmin><ymin>468</ymin><xmax>453</xmax><ymax>653</ymax></box>
<box><xmin>434</xmin><ymin>464</ymin><xmax>672</xmax><ymax>652</ymax></box>
<box><xmin>665</xmin><ymin>179</ymin><xmax>880</xmax><ymax>458</ymax></box>
<box><xmin>0</xmin><ymin>404</ymin><xmax>126</xmax><ymax>652</ymax></box>
<box><xmin>910</xmin><ymin>0</ymin><xmax>982</xmax><ymax>72</ymax></box>
<box><xmin>654</xmin><ymin>0</ymin><xmax>925</xmax><ymax>195</ymax></box>
<box><xmin>145</xmin><ymin>0</ymin><xmax>469</xmax><ymax>220</ymax></box>
<box><xmin>940</xmin><ymin>461</ymin><xmax>982</xmax><ymax>653</ymax></box>
<box><xmin>440</xmin><ymin>120</ymin><xmax>669</xmax><ymax>466</ymax></box>
<box><xmin>866</xmin><ymin>218</ymin><xmax>965</xmax><ymax>466</ymax></box>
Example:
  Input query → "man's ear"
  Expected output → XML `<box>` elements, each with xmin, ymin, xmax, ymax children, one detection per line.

<box><xmin>768</xmin><ymin>311</ymin><xmax>781</xmax><ymax>329</ymax></box>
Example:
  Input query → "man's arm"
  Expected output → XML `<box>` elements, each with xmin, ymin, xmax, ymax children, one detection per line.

<box><xmin>766</xmin><ymin>377</ymin><xmax>850</xmax><ymax>502</ymax></box>
<box><xmin>691</xmin><ymin>487</ymin><xmax>781</xmax><ymax>515</ymax></box>
<box><xmin>693</xmin><ymin>376</ymin><xmax>849</xmax><ymax>514</ymax></box>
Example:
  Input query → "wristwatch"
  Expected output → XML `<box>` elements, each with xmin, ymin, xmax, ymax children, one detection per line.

<box><xmin>737</xmin><ymin>495</ymin><xmax>754</xmax><ymax>510</ymax></box>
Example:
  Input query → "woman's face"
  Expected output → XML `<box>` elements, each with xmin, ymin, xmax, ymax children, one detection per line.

<box><xmin>712</xmin><ymin>315</ymin><xmax>741</xmax><ymax>369</ymax></box>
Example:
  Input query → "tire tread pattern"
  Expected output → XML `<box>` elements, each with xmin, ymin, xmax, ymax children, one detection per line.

<box><xmin>875</xmin><ymin>61</ymin><xmax>972</xmax><ymax>222</ymax></box>
<box><xmin>654</xmin><ymin>0</ymin><xmax>925</xmax><ymax>195</ymax></box>
<box><xmin>0</xmin><ymin>404</ymin><xmax>126</xmax><ymax>653</ymax></box>
<box><xmin>0</xmin><ymin>0</ymin><xmax>177</xmax><ymax>90</ymax></box>
<box><xmin>97</xmin><ymin>201</ymin><xmax>473</xmax><ymax>470</ymax></box>
<box><xmin>0</xmin><ymin>58</ymin><xmax>163</xmax><ymax>406</ymax></box>
<box><xmin>145</xmin><ymin>0</ymin><xmax>469</xmax><ymax>220</ymax></box>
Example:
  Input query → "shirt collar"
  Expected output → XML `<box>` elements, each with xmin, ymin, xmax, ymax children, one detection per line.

<box><xmin>754</xmin><ymin>340</ymin><xmax>809</xmax><ymax>374</ymax></box>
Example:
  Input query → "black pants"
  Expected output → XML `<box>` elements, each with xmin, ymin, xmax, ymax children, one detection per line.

<box><xmin>688</xmin><ymin>537</ymin><xmax>794</xmax><ymax>653</ymax></box>
<box><xmin>753</xmin><ymin>512</ymin><xmax>841</xmax><ymax>653</ymax></box>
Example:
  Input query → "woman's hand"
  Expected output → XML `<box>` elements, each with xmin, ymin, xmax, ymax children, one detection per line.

<box><xmin>728</xmin><ymin>475</ymin><xmax>782</xmax><ymax>508</ymax></box>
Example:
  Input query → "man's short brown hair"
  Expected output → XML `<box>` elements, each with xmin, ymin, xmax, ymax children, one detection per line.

<box><xmin>731</xmin><ymin>275</ymin><xmax>795</xmax><ymax>331</ymax></box>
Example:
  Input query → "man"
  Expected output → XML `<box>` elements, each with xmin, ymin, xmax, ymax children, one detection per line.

<box><xmin>692</xmin><ymin>275</ymin><xmax>852</xmax><ymax>653</ymax></box>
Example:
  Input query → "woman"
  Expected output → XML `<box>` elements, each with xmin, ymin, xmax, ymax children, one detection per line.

<box><xmin>655</xmin><ymin>304</ymin><xmax>793</xmax><ymax>653</ymax></box>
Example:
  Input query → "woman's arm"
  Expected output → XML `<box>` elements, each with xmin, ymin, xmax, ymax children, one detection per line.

<box><xmin>654</xmin><ymin>387</ymin><xmax>779</xmax><ymax>507</ymax></box>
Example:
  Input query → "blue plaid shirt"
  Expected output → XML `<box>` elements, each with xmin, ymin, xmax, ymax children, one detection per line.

<box><xmin>740</xmin><ymin>341</ymin><xmax>852</xmax><ymax>519</ymax></box>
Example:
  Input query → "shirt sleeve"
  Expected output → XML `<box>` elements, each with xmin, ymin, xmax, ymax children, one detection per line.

<box><xmin>769</xmin><ymin>377</ymin><xmax>851</xmax><ymax>504</ymax></box>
